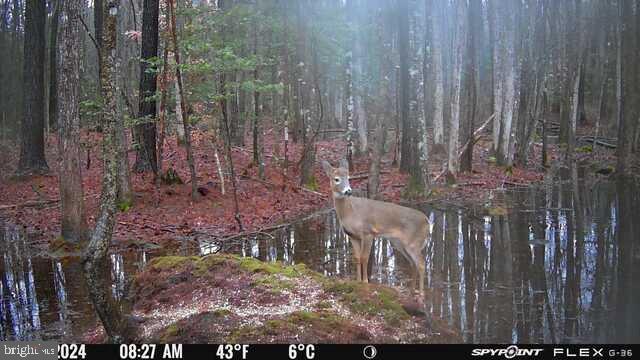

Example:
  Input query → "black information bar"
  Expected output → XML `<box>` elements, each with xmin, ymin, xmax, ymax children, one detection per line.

<box><xmin>59</xmin><ymin>343</ymin><xmax>637</xmax><ymax>360</ymax></box>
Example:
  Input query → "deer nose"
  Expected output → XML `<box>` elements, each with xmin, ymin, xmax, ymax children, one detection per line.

<box><xmin>344</xmin><ymin>188</ymin><xmax>353</xmax><ymax>196</ymax></box>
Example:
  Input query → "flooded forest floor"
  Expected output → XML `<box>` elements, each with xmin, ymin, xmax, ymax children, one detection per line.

<box><xmin>0</xmin><ymin>119</ymin><xmax>631</xmax><ymax>251</ymax></box>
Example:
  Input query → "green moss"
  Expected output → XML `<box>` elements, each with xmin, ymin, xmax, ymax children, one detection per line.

<box><xmin>238</xmin><ymin>257</ymin><xmax>307</xmax><ymax>278</ymax></box>
<box><xmin>488</xmin><ymin>206</ymin><xmax>508</xmax><ymax>217</ymax></box>
<box><xmin>315</xmin><ymin>300</ymin><xmax>332</xmax><ymax>310</ymax></box>
<box><xmin>305</xmin><ymin>175</ymin><xmax>320</xmax><ymax>192</ymax></box>
<box><xmin>228</xmin><ymin>311</ymin><xmax>350</xmax><ymax>342</ymax></box>
<box><xmin>402</xmin><ymin>174</ymin><xmax>426</xmax><ymax>200</ymax></box>
<box><xmin>576</xmin><ymin>145</ymin><xmax>593</xmax><ymax>153</ymax></box>
<box><xmin>212</xmin><ymin>308</ymin><xmax>232</xmax><ymax>317</ymax></box>
<box><xmin>254</xmin><ymin>274</ymin><xmax>295</xmax><ymax>292</ymax></box>
<box><xmin>161</xmin><ymin>168</ymin><xmax>184</xmax><ymax>185</ymax></box>
<box><xmin>148</xmin><ymin>256</ymin><xmax>199</xmax><ymax>271</ymax></box>
<box><xmin>117</xmin><ymin>198</ymin><xmax>133</xmax><ymax>212</ymax></box>
<box><xmin>160</xmin><ymin>323</ymin><xmax>181</xmax><ymax>342</ymax></box>
<box><xmin>323</xmin><ymin>280</ymin><xmax>409</xmax><ymax>326</ymax></box>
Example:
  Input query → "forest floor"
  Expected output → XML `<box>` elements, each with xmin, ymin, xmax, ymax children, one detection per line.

<box><xmin>0</xmin><ymin>117</ymin><xmax>625</xmax><ymax>251</ymax></box>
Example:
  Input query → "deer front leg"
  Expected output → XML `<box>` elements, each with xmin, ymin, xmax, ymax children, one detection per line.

<box><xmin>349</xmin><ymin>237</ymin><xmax>362</xmax><ymax>282</ymax></box>
<box><xmin>360</xmin><ymin>235</ymin><xmax>374</xmax><ymax>284</ymax></box>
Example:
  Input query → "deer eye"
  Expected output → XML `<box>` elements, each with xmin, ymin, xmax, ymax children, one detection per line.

<box><xmin>334</xmin><ymin>177</ymin><xmax>340</xmax><ymax>183</ymax></box>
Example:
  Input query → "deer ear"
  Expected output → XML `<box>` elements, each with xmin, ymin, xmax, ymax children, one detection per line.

<box><xmin>339</xmin><ymin>158</ymin><xmax>349</xmax><ymax>170</ymax></box>
<box><xmin>321</xmin><ymin>160</ymin><xmax>333</xmax><ymax>177</ymax></box>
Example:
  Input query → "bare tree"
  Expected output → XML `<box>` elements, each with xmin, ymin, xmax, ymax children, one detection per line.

<box><xmin>616</xmin><ymin>0</ymin><xmax>638</xmax><ymax>174</ymax></box>
<box><xmin>57</xmin><ymin>0</ymin><xmax>88</xmax><ymax>244</ymax></box>
<box><xmin>169</xmin><ymin>0</ymin><xmax>197</xmax><ymax>199</ymax></box>
<box><xmin>48</xmin><ymin>0</ymin><xmax>60</xmax><ymax>130</ymax></box>
<box><xmin>83</xmin><ymin>0</ymin><xmax>133</xmax><ymax>343</ymax></box>
<box><xmin>17</xmin><ymin>0</ymin><xmax>49</xmax><ymax>176</ymax></box>
<box><xmin>429</xmin><ymin>0</ymin><xmax>445</xmax><ymax>152</ymax></box>
<box><xmin>134</xmin><ymin>0</ymin><xmax>159</xmax><ymax>173</ymax></box>
<box><xmin>447</xmin><ymin>0</ymin><xmax>467</xmax><ymax>177</ymax></box>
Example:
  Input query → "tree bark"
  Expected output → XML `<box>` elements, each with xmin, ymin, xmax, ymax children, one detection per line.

<box><xmin>17</xmin><ymin>0</ymin><xmax>49</xmax><ymax>176</ymax></box>
<box><xmin>460</xmin><ymin>0</ymin><xmax>480</xmax><ymax>173</ymax></box>
<box><xmin>616</xmin><ymin>0</ymin><xmax>637</xmax><ymax>174</ymax></box>
<box><xmin>252</xmin><ymin>20</ymin><xmax>264</xmax><ymax>180</ymax></box>
<box><xmin>447</xmin><ymin>0</ymin><xmax>466</xmax><ymax>176</ymax></box>
<box><xmin>48</xmin><ymin>0</ymin><xmax>60</xmax><ymax>131</ymax></box>
<box><xmin>398</xmin><ymin>0</ymin><xmax>411</xmax><ymax>173</ymax></box>
<box><xmin>134</xmin><ymin>0</ymin><xmax>159</xmax><ymax>173</ymax></box>
<box><xmin>83</xmin><ymin>0</ymin><xmax>132</xmax><ymax>343</ymax></box>
<box><xmin>57</xmin><ymin>0</ymin><xmax>88</xmax><ymax>244</ymax></box>
<box><xmin>430</xmin><ymin>0</ymin><xmax>444</xmax><ymax>152</ymax></box>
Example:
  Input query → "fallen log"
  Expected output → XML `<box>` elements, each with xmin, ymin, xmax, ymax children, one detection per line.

<box><xmin>0</xmin><ymin>199</ymin><xmax>59</xmax><ymax>210</ymax></box>
<box><xmin>349</xmin><ymin>170</ymin><xmax>391</xmax><ymax>180</ymax></box>
<box><xmin>578</xmin><ymin>136</ymin><xmax>617</xmax><ymax>149</ymax></box>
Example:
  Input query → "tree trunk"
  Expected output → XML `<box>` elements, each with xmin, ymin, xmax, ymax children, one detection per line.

<box><xmin>398</xmin><ymin>0</ymin><xmax>411</xmax><ymax>173</ymax></box>
<box><xmin>489</xmin><ymin>0</ymin><xmax>503</xmax><ymax>156</ymax></box>
<box><xmin>369</xmin><ymin>2</ymin><xmax>391</xmax><ymax>199</ymax></box>
<box><xmin>168</xmin><ymin>0</ymin><xmax>197</xmax><ymax>199</ymax></box>
<box><xmin>616</xmin><ymin>0</ymin><xmax>637</xmax><ymax>174</ymax></box>
<box><xmin>83</xmin><ymin>0</ymin><xmax>132</xmax><ymax>343</ymax></box>
<box><xmin>134</xmin><ymin>0</ymin><xmax>159</xmax><ymax>173</ymax></box>
<box><xmin>430</xmin><ymin>0</ymin><xmax>444</xmax><ymax>152</ymax></box>
<box><xmin>497</xmin><ymin>0</ymin><xmax>519</xmax><ymax>167</ymax></box>
<box><xmin>344</xmin><ymin>51</ymin><xmax>354</xmax><ymax>169</ymax></box>
<box><xmin>57</xmin><ymin>0</ymin><xmax>88</xmax><ymax>244</ymax></box>
<box><xmin>174</xmin><ymin>78</ymin><xmax>185</xmax><ymax>143</ymax></box>
<box><xmin>252</xmin><ymin>20</ymin><xmax>264</xmax><ymax>180</ymax></box>
<box><xmin>447</xmin><ymin>0</ymin><xmax>466</xmax><ymax>176</ymax></box>
<box><xmin>48</xmin><ymin>0</ymin><xmax>60</xmax><ymax>131</ymax></box>
<box><xmin>157</xmin><ymin>46</ymin><xmax>169</xmax><ymax>175</ymax></box>
<box><xmin>94</xmin><ymin>0</ymin><xmax>103</xmax><ymax>90</ymax></box>
<box><xmin>17</xmin><ymin>0</ymin><xmax>49</xmax><ymax>176</ymax></box>
<box><xmin>460</xmin><ymin>0</ymin><xmax>480</xmax><ymax>173</ymax></box>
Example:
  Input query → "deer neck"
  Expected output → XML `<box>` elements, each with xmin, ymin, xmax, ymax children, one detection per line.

<box><xmin>333</xmin><ymin>195</ymin><xmax>354</xmax><ymax>222</ymax></box>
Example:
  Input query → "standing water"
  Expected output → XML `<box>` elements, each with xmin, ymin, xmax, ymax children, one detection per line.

<box><xmin>1</xmin><ymin>174</ymin><xmax>639</xmax><ymax>343</ymax></box>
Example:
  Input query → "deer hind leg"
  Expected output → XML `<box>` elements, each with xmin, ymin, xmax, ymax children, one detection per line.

<box><xmin>401</xmin><ymin>234</ymin><xmax>426</xmax><ymax>294</ymax></box>
<box><xmin>360</xmin><ymin>235</ymin><xmax>374</xmax><ymax>284</ymax></box>
<box><xmin>416</xmin><ymin>254</ymin><xmax>425</xmax><ymax>294</ymax></box>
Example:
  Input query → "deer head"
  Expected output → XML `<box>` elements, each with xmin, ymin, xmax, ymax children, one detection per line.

<box><xmin>321</xmin><ymin>159</ymin><xmax>352</xmax><ymax>198</ymax></box>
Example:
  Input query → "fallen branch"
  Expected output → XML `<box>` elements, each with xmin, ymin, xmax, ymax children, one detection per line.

<box><xmin>349</xmin><ymin>170</ymin><xmax>391</xmax><ymax>180</ymax></box>
<box><xmin>457</xmin><ymin>181</ymin><xmax>486</xmax><ymax>186</ymax></box>
<box><xmin>241</xmin><ymin>173</ymin><xmax>327</xmax><ymax>198</ymax></box>
<box><xmin>0</xmin><ymin>193</ymin><xmax>100</xmax><ymax>211</ymax></box>
<box><xmin>434</xmin><ymin>113</ymin><xmax>495</xmax><ymax>183</ymax></box>
<box><xmin>0</xmin><ymin>199</ymin><xmax>59</xmax><ymax>210</ymax></box>
<box><xmin>240</xmin><ymin>174</ymin><xmax>275</xmax><ymax>188</ymax></box>
<box><xmin>459</xmin><ymin>113</ymin><xmax>496</xmax><ymax>158</ymax></box>
<box><xmin>503</xmin><ymin>180</ymin><xmax>528</xmax><ymax>187</ymax></box>
<box><xmin>117</xmin><ymin>221</ymin><xmax>178</xmax><ymax>234</ymax></box>
<box><xmin>578</xmin><ymin>136</ymin><xmax>617</xmax><ymax>149</ymax></box>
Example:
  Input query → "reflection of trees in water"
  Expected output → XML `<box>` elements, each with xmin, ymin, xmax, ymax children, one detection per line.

<box><xmin>0</xmin><ymin>222</ymin><xmax>41</xmax><ymax>340</ymax></box>
<box><xmin>230</xmin><ymin>181</ymin><xmax>636</xmax><ymax>343</ymax></box>
<box><xmin>421</xmin><ymin>177</ymin><xmax>638</xmax><ymax>343</ymax></box>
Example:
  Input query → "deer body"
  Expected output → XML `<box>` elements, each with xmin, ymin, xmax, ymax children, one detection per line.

<box><xmin>322</xmin><ymin>160</ymin><xmax>428</xmax><ymax>292</ymax></box>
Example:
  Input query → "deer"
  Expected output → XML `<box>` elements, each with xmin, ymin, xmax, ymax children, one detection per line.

<box><xmin>321</xmin><ymin>159</ymin><xmax>429</xmax><ymax>293</ymax></box>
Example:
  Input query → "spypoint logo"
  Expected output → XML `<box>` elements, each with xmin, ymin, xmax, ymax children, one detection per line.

<box><xmin>471</xmin><ymin>345</ymin><xmax>543</xmax><ymax>359</ymax></box>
